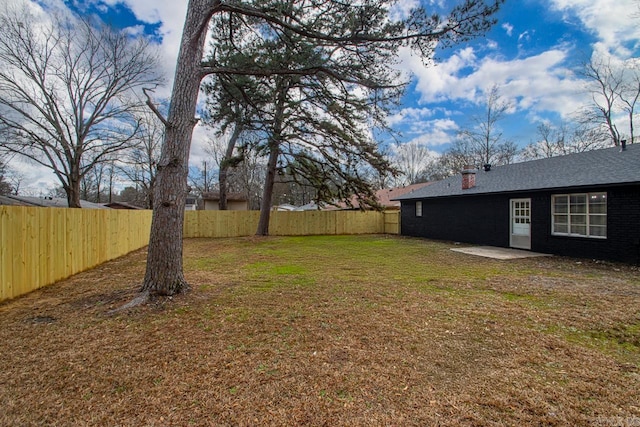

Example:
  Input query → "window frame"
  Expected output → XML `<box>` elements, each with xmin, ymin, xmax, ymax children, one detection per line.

<box><xmin>416</xmin><ymin>201</ymin><xmax>423</xmax><ymax>217</ymax></box>
<box><xmin>551</xmin><ymin>192</ymin><xmax>607</xmax><ymax>239</ymax></box>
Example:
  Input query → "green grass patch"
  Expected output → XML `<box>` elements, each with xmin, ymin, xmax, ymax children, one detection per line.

<box><xmin>549</xmin><ymin>323</ymin><xmax>640</xmax><ymax>367</ymax></box>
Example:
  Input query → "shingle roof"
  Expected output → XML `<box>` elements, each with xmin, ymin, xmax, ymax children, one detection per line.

<box><xmin>0</xmin><ymin>195</ymin><xmax>43</xmax><ymax>206</ymax></box>
<box><xmin>104</xmin><ymin>201</ymin><xmax>145</xmax><ymax>210</ymax></box>
<box><xmin>395</xmin><ymin>143</ymin><xmax>640</xmax><ymax>201</ymax></box>
<box><xmin>0</xmin><ymin>194</ymin><xmax>110</xmax><ymax>208</ymax></box>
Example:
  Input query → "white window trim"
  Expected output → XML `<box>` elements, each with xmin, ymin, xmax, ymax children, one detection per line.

<box><xmin>416</xmin><ymin>201</ymin><xmax>423</xmax><ymax>217</ymax></box>
<box><xmin>551</xmin><ymin>192</ymin><xmax>607</xmax><ymax>239</ymax></box>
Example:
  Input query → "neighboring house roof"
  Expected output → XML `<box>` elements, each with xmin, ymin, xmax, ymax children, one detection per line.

<box><xmin>104</xmin><ymin>201</ymin><xmax>145</xmax><ymax>210</ymax></box>
<box><xmin>297</xmin><ymin>201</ymin><xmax>323</xmax><ymax>211</ymax></box>
<box><xmin>201</xmin><ymin>191</ymin><xmax>247</xmax><ymax>202</ymax></box>
<box><xmin>0</xmin><ymin>194</ymin><xmax>42</xmax><ymax>206</ymax></box>
<box><xmin>0</xmin><ymin>194</ymin><xmax>110</xmax><ymax>208</ymax></box>
<box><xmin>331</xmin><ymin>182</ymin><xmax>433</xmax><ymax>209</ymax></box>
<box><xmin>273</xmin><ymin>202</ymin><xmax>326</xmax><ymax>211</ymax></box>
<box><xmin>371</xmin><ymin>183</ymin><xmax>432</xmax><ymax>208</ymax></box>
<box><xmin>396</xmin><ymin>143</ymin><xmax>640</xmax><ymax>201</ymax></box>
<box><xmin>273</xmin><ymin>204</ymin><xmax>298</xmax><ymax>211</ymax></box>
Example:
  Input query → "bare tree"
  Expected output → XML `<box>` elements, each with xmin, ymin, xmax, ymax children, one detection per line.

<box><xmin>619</xmin><ymin>60</ymin><xmax>640</xmax><ymax>144</ymax></box>
<box><xmin>579</xmin><ymin>57</ymin><xmax>624</xmax><ymax>146</ymax></box>
<box><xmin>2</xmin><ymin>164</ymin><xmax>23</xmax><ymax>196</ymax></box>
<box><xmin>118</xmin><ymin>107</ymin><xmax>166</xmax><ymax>208</ymax></box>
<box><xmin>141</xmin><ymin>0</ymin><xmax>504</xmax><ymax>296</ymax></box>
<box><xmin>0</xmin><ymin>5</ymin><xmax>162</xmax><ymax>207</ymax></box>
<box><xmin>521</xmin><ymin>122</ymin><xmax>569</xmax><ymax>159</ymax></box>
<box><xmin>416</xmin><ymin>156</ymin><xmax>452</xmax><ymax>182</ymax></box>
<box><xmin>232</xmin><ymin>142</ymin><xmax>267</xmax><ymax>210</ymax></box>
<box><xmin>390</xmin><ymin>141</ymin><xmax>438</xmax><ymax>185</ymax></box>
<box><xmin>202</xmin><ymin>70</ymin><xmax>258</xmax><ymax>210</ymax></box>
<box><xmin>197</xmin><ymin>128</ymin><xmax>252</xmax><ymax>209</ymax></box>
<box><xmin>521</xmin><ymin>121</ymin><xmax>609</xmax><ymax>160</ymax></box>
<box><xmin>578</xmin><ymin>56</ymin><xmax>640</xmax><ymax>146</ymax></box>
<box><xmin>0</xmin><ymin>154</ymin><xmax>13</xmax><ymax>195</ymax></box>
<box><xmin>440</xmin><ymin>138</ymin><xmax>481</xmax><ymax>174</ymax></box>
<box><xmin>456</xmin><ymin>85</ymin><xmax>517</xmax><ymax>168</ymax></box>
<box><xmin>187</xmin><ymin>160</ymin><xmax>217</xmax><ymax>196</ymax></box>
<box><xmin>80</xmin><ymin>160</ymin><xmax>117</xmax><ymax>203</ymax></box>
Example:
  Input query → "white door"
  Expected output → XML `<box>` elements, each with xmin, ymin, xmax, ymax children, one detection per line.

<box><xmin>510</xmin><ymin>198</ymin><xmax>531</xmax><ymax>250</ymax></box>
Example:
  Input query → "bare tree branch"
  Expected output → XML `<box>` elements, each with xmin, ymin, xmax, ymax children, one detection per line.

<box><xmin>0</xmin><ymin>6</ymin><xmax>162</xmax><ymax>206</ymax></box>
<box><xmin>143</xmin><ymin>87</ymin><xmax>170</xmax><ymax>127</ymax></box>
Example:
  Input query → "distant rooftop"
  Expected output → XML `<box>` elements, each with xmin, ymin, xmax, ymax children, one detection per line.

<box><xmin>0</xmin><ymin>194</ymin><xmax>109</xmax><ymax>209</ymax></box>
<box><xmin>333</xmin><ymin>182</ymin><xmax>433</xmax><ymax>209</ymax></box>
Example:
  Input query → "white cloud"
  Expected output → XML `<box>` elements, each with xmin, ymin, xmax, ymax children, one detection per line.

<box><xmin>517</xmin><ymin>31</ymin><xmax>531</xmax><ymax>43</ymax></box>
<box><xmin>486</xmin><ymin>39</ymin><xmax>499</xmax><ymax>50</ymax></box>
<box><xmin>402</xmin><ymin>44</ymin><xmax>588</xmax><ymax>118</ymax></box>
<box><xmin>549</xmin><ymin>0</ymin><xmax>640</xmax><ymax>57</ymax></box>
<box><xmin>113</xmin><ymin>1</ymin><xmax>188</xmax><ymax>93</ymax></box>
<box><xmin>9</xmin><ymin>159</ymin><xmax>59</xmax><ymax>195</ymax></box>
<box><xmin>502</xmin><ymin>23</ymin><xmax>514</xmax><ymax>37</ymax></box>
<box><xmin>123</xmin><ymin>24</ymin><xmax>145</xmax><ymax>36</ymax></box>
<box><xmin>403</xmin><ymin>118</ymin><xmax>459</xmax><ymax>147</ymax></box>
<box><xmin>399</xmin><ymin>45</ymin><xmax>479</xmax><ymax>103</ymax></box>
<box><xmin>412</xmin><ymin>118</ymin><xmax>458</xmax><ymax>147</ymax></box>
<box><xmin>389</xmin><ymin>0</ymin><xmax>420</xmax><ymax>21</ymax></box>
<box><xmin>386</xmin><ymin>107</ymin><xmax>435</xmax><ymax>127</ymax></box>
<box><xmin>189</xmin><ymin>124</ymin><xmax>216</xmax><ymax>168</ymax></box>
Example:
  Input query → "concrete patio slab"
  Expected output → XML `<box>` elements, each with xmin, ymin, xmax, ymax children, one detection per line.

<box><xmin>450</xmin><ymin>246</ymin><xmax>551</xmax><ymax>260</ymax></box>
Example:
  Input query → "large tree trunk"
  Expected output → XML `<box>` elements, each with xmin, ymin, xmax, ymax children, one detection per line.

<box><xmin>145</xmin><ymin>178</ymin><xmax>155</xmax><ymax>209</ymax></box>
<box><xmin>255</xmin><ymin>80</ymin><xmax>288</xmax><ymax>236</ymax></box>
<box><xmin>141</xmin><ymin>0</ymin><xmax>215</xmax><ymax>296</ymax></box>
<box><xmin>255</xmin><ymin>142</ymin><xmax>279</xmax><ymax>235</ymax></box>
<box><xmin>68</xmin><ymin>172</ymin><xmax>82</xmax><ymax>208</ymax></box>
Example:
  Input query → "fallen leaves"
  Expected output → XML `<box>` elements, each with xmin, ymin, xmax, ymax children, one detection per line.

<box><xmin>0</xmin><ymin>236</ymin><xmax>638</xmax><ymax>426</ymax></box>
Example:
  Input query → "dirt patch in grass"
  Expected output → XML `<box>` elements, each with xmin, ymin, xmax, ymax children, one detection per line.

<box><xmin>1</xmin><ymin>235</ymin><xmax>639</xmax><ymax>426</ymax></box>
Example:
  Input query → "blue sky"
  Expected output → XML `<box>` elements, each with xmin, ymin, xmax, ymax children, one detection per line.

<box><xmin>11</xmin><ymin>0</ymin><xmax>640</xmax><ymax>192</ymax></box>
<box><xmin>390</xmin><ymin>0</ymin><xmax>640</xmax><ymax>152</ymax></box>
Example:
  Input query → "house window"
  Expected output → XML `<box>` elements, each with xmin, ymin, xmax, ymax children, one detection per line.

<box><xmin>416</xmin><ymin>201</ymin><xmax>423</xmax><ymax>217</ymax></box>
<box><xmin>552</xmin><ymin>193</ymin><xmax>606</xmax><ymax>238</ymax></box>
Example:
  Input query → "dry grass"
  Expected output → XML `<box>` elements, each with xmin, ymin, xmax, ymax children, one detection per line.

<box><xmin>0</xmin><ymin>235</ymin><xmax>639</xmax><ymax>426</ymax></box>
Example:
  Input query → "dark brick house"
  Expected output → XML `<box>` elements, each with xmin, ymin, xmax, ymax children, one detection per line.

<box><xmin>394</xmin><ymin>143</ymin><xmax>640</xmax><ymax>263</ymax></box>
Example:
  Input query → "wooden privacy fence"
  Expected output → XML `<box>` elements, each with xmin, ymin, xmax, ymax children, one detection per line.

<box><xmin>0</xmin><ymin>206</ymin><xmax>153</xmax><ymax>302</ymax></box>
<box><xmin>183</xmin><ymin>210</ymin><xmax>400</xmax><ymax>237</ymax></box>
<box><xmin>0</xmin><ymin>207</ymin><xmax>399</xmax><ymax>302</ymax></box>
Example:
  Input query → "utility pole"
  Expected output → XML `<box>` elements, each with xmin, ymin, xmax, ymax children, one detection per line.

<box><xmin>203</xmin><ymin>161</ymin><xmax>208</xmax><ymax>192</ymax></box>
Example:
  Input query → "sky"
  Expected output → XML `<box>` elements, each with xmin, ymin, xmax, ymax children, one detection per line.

<box><xmin>8</xmin><ymin>0</ymin><xmax>640</xmax><ymax>194</ymax></box>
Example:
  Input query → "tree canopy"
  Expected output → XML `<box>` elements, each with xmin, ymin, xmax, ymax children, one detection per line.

<box><xmin>142</xmin><ymin>0</ymin><xmax>505</xmax><ymax>296</ymax></box>
<box><xmin>202</xmin><ymin>8</ymin><xmax>406</xmax><ymax>233</ymax></box>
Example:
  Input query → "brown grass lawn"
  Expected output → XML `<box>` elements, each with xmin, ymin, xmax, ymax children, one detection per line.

<box><xmin>0</xmin><ymin>235</ymin><xmax>639</xmax><ymax>426</ymax></box>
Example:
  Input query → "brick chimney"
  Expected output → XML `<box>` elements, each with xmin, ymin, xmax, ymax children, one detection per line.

<box><xmin>461</xmin><ymin>165</ymin><xmax>476</xmax><ymax>190</ymax></box>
